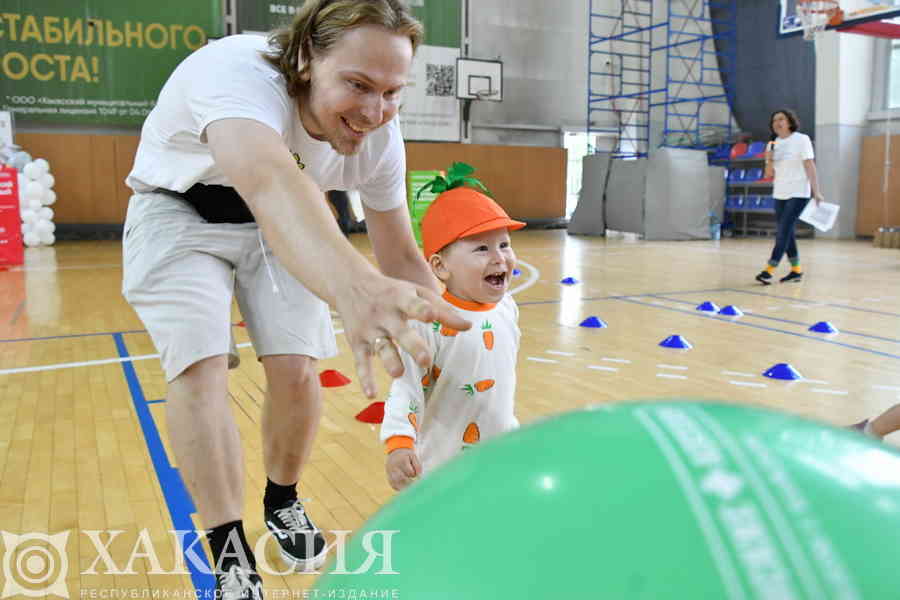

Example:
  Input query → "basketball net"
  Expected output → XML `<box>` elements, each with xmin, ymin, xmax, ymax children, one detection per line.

<box><xmin>796</xmin><ymin>0</ymin><xmax>841</xmax><ymax>40</ymax></box>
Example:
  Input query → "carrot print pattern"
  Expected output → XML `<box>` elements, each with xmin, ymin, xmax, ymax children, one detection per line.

<box><xmin>408</xmin><ymin>412</ymin><xmax>418</xmax><ymax>431</ymax></box>
<box><xmin>463</xmin><ymin>422</ymin><xmax>480</xmax><ymax>444</ymax></box>
<box><xmin>440</xmin><ymin>325</ymin><xmax>459</xmax><ymax>337</ymax></box>
<box><xmin>461</xmin><ymin>379</ymin><xmax>495</xmax><ymax>395</ymax></box>
<box><xmin>482</xmin><ymin>321</ymin><xmax>494</xmax><ymax>350</ymax></box>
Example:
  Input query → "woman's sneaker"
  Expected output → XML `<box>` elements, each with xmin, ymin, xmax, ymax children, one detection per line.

<box><xmin>264</xmin><ymin>499</ymin><xmax>328</xmax><ymax>571</ymax></box>
<box><xmin>216</xmin><ymin>564</ymin><xmax>263</xmax><ymax>600</ymax></box>
<box><xmin>755</xmin><ymin>271</ymin><xmax>773</xmax><ymax>285</ymax></box>
<box><xmin>780</xmin><ymin>271</ymin><xmax>803</xmax><ymax>283</ymax></box>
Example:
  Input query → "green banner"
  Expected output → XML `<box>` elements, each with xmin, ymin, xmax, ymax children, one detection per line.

<box><xmin>407</xmin><ymin>170</ymin><xmax>443</xmax><ymax>248</ymax></box>
<box><xmin>236</xmin><ymin>1</ymin><xmax>460</xmax><ymax>47</ymax></box>
<box><xmin>0</xmin><ymin>0</ymin><xmax>222</xmax><ymax>125</ymax></box>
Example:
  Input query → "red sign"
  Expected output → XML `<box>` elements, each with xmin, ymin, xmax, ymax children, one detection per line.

<box><xmin>0</xmin><ymin>166</ymin><xmax>23</xmax><ymax>266</ymax></box>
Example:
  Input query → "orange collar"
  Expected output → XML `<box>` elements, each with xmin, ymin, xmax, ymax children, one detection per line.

<box><xmin>442</xmin><ymin>290</ymin><xmax>496</xmax><ymax>312</ymax></box>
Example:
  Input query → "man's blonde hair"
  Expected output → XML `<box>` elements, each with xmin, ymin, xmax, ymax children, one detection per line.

<box><xmin>264</xmin><ymin>0</ymin><xmax>424</xmax><ymax>98</ymax></box>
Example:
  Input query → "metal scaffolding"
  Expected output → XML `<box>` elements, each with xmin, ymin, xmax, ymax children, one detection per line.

<box><xmin>587</xmin><ymin>0</ymin><xmax>735</xmax><ymax>157</ymax></box>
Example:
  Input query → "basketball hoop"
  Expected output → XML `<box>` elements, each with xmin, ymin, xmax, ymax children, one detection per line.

<box><xmin>796</xmin><ymin>0</ymin><xmax>841</xmax><ymax>40</ymax></box>
<box><xmin>473</xmin><ymin>89</ymin><xmax>499</xmax><ymax>101</ymax></box>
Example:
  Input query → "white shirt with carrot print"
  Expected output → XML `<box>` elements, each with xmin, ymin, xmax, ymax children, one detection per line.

<box><xmin>380</xmin><ymin>290</ymin><xmax>520</xmax><ymax>474</ymax></box>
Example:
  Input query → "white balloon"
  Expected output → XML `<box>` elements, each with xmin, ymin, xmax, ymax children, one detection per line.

<box><xmin>38</xmin><ymin>231</ymin><xmax>55</xmax><ymax>245</ymax></box>
<box><xmin>28</xmin><ymin>198</ymin><xmax>43</xmax><ymax>211</ymax></box>
<box><xmin>40</xmin><ymin>173</ymin><xmax>55</xmax><ymax>189</ymax></box>
<box><xmin>24</xmin><ymin>181</ymin><xmax>45</xmax><ymax>202</ymax></box>
<box><xmin>17</xmin><ymin>172</ymin><xmax>29</xmax><ymax>190</ymax></box>
<box><xmin>23</xmin><ymin>162</ymin><xmax>41</xmax><ymax>180</ymax></box>
<box><xmin>34</xmin><ymin>219</ymin><xmax>54</xmax><ymax>234</ymax></box>
<box><xmin>42</xmin><ymin>189</ymin><xmax>57</xmax><ymax>206</ymax></box>
<box><xmin>38</xmin><ymin>207</ymin><xmax>54</xmax><ymax>221</ymax></box>
<box><xmin>20</xmin><ymin>222</ymin><xmax>33</xmax><ymax>234</ymax></box>
<box><xmin>20</xmin><ymin>209</ymin><xmax>37</xmax><ymax>224</ymax></box>
<box><xmin>24</xmin><ymin>231</ymin><xmax>40</xmax><ymax>247</ymax></box>
<box><xmin>33</xmin><ymin>158</ymin><xmax>50</xmax><ymax>175</ymax></box>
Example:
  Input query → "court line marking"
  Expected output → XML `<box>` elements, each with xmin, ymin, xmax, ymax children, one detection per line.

<box><xmin>729</xmin><ymin>381</ymin><xmax>767</xmax><ymax>388</ymax></box>
<box><xmin>657</xmin><ymin>364</ymin><xmax>688</xmax><ymax>371</ymax></box>
<box><xmin>614</xmin><ymin>297</ymin><xmax>900</xmax><ymax>361</ymax></box>
<box><xmin>722</xmin><ymin>370</ymin><xmax>756</xmax><ymax>378</ymax></box>
<box><xmin>602</xmin><ymin>357</ymin><xmax>631</xmax><ymax>364</ymax></box>
<box><xmin>656</xmin><ymin>373</ymin><xmax>688</xmax><ymax>380</ymax></box>
<box><xmin>588</xmin><ymin>365</ymin><xmax>618</xmax><ymax>372</ymax></box>
<box><xmin>546</xmin><ymin>350</ymin><xmax>576</xmax><ymax>357</ymax></box>
<box><xmin>872</xmin><ymin>384</ymin><xmax>900</xmax><ymax>392</ymax></box>
<box><xmin>649</xmin><ymin>294</ymin><xmax>900</xmax><ymax>345</ymax></box>
<box><xmin>725</xmin><ymin>288</ymin><xmax>900</xmax><ymax>318</ymax></box>
<box><xmin>113</xmin><ymin>333</ymin><xmax>214</xmax><ymax>594</ymax></box>
<box><xmin>810</xmin><ymin>388</ymin><xmax>849</xmax><ymax>395</ymax></box>
<box><xmin>527</xmin><ymin>357</ymin><xmax>558</xmax><ymax>364</ymax></box>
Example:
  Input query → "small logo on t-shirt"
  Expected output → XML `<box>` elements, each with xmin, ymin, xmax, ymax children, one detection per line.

<box><xmin>291</xmin><ymin>151</ymin><xmax>305</xmax><ymax>170</ymax></box>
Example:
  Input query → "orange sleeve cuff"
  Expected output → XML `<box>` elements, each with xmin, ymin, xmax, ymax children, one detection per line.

<box><xmin>385</xmin><ymin>435</ymin><xmax>415</xmax><ymax>454</ymax></box>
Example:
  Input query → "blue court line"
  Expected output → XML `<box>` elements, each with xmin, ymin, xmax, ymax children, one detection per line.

<box><xmin>648</xmin><ymin>294</ymin><xmax>900</xmax><ymax>345</ymax></box>
<box><xmin>517</xmin><ymin>287</ymin><xmax>734</xmax><ymax>307</ymax></box>
<box><xmin>113</xmin><ymin>333</ymin><xmax>214</xmax><ymax>594</ymax></box>
<box><xmin>725</xmin><ymin>288</ymin><xmax>900</xmax><ymax>318</ymax></box>
<box><xmin>613</xmin><ymin>297</ymin><xmax>900</xmax><ymax>361</ymax></box>
<box><xmin>146</xmin><ymin>398</ymin><xmax>167</xmax><ymax>404</ymax></box>
<box><xmin>0</xmin><ymin>329</ymin><xmax>148</xmax><ymax>344</ymax></box>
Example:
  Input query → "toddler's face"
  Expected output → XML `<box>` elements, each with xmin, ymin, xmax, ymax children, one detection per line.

<box><xmin>436</xmin><ymin>229</ymin><xmax>516</xmax><ymax>304</ymax></box>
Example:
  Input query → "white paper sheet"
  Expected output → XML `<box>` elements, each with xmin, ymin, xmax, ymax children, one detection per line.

<box><xmin>799</xmin><ymin>200</ymin><xmax>840</xmax><ymax>232</ymax></box>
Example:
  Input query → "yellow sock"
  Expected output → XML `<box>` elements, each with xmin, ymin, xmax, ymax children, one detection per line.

<box><xmin>765</xmin><ymin>265</ymin><xmax>775</xmax><ymax>274</ymax></box>
<box><xmin>792</xmin><ymin>265</ymin><xmax>802</xmax><ymax>274</ymax></box>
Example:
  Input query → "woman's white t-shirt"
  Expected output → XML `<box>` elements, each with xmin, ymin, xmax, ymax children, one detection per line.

<box><xmin>126</xmin><ymin>34</ymin><xmax>405</xmax><ymax>212</ymax></box>
<box><xmin>771</xmin><ymin>132</ymin><xmax>815</xmax><ymax>200</ymax></box>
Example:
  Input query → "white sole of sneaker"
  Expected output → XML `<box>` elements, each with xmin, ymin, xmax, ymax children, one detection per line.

<box><xmin>279</xmin><ymin>546</ymin><xmax>329</xmax><ymax>572</ymax></box>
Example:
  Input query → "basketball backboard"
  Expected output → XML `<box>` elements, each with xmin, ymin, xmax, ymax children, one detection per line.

<box><xmin>456</xmin><ymin>58</ymin><xmax>503</xmax><ymax>102</ymax></box>
<box><xmin>779</xmin><ymin>0</ymin><xmax>900</xmax><ymax>36</ymax></box>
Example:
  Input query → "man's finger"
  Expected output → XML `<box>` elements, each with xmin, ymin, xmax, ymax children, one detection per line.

<box><xmin>391</xmin><ymin>326</ymin><xmax>431</xmax><ymax>369</ymax></box>
<box><xmin>416</xmin><ymin>288</ymin><xmax>472</xmax><ymax>331</ymax></box>
<box><xmin>411</xmin><ymin>453</ymin><xmax>422</xmax><ymax>477</ymax></box>
<box><xmin>352</xmin><ymin>341</ymin><xmax>377</xmax><ymax>398</ymax></box>
<box><xmin>375</xmin><ymin>336</ymin><xmax>405</xmax><ymax>378</ymax></box>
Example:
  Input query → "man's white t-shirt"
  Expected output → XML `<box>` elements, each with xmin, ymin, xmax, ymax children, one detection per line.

<box><xmin>771</xmin><ymin>132</ymin><xmax>814</xmax><ymax>200</ymax></box>
<box><xmin>126</xmin><ymin>34</ymin><xmax>405</xmax><ymax>212</ymax></box>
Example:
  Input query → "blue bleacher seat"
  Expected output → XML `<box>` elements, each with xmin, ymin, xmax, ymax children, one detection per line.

<box><xmin>740</xmin><ymin>141</ymin><xmax>767</xmax><ymax>159</ymax></box>
<box><xmin>743</xmin><ymin>168</ymin><xmax>764</xmax><ymax>182</ymax></box>
<box><xmin>727</xmin><ymin>168</ymin><xmax>744</xmax><ymax>182</ymax></box>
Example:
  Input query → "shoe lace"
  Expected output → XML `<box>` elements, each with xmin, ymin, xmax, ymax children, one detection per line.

<box><xmin>275</xmin><ymin>500</ymin><xmax>313</xmax><ymax>533</ymax></box>
<box><xmin>217</xmin><ymin>565</ymin><xmax>261</xmax><ymax>600</ymax></box>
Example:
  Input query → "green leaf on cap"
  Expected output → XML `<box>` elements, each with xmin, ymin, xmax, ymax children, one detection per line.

<box><xmin>414</xmin><ymin>161</ymin><xmax>491</xmax><ymax>201</ymax></box>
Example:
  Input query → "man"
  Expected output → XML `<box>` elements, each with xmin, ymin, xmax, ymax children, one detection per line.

<box><xmin>123</xmin><ymin>1</ymin><xmax>468</xmax><ymax>598</ymax></box>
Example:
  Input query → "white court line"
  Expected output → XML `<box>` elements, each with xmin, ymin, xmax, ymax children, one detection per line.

<box><xmin>789</xmin><ymin>304</ymin><xmax>809</xmax><ymax>310</ymax></box>
<box><xmin>722</xmin><ymin>370</ymin><xmax>756</xmax><ymax>378</ymax></box>
<box><xmin>872</xmin><ymin>384</ymin><xmax>900</xmax><ymax>392</ymax></box>
<box><xmin>602</xmin><ymin>357</ymin><xmax>631</xmax><ymax>364</ymax></box>
<box><xmin>588</xmin><ymin>365</ymin><xmax>618</xmax><ymax>372</ymax></box>
<box><xmin>546</xmin><ymin>350</ymin><xmax>576</xmax><ymax>357</ymax></box>
<box><xmin>527</xmin><ymin>357</ymin><xmax>558</xmax><ymax>364</ymax></box>
<box><xmin>811</xmin><ymin>388</ymin><xmax>849</xmax><ymax>396</ymax></box>
<box><xmin>0</xmin><ymin>261</ymin><xmax>549</xmax><ymax>379</ymax></box>
<box><xmin>803</xmin><ymin>379</ymin><xmax>829</xmax><ymax>385</ymax></box>
<box><xmin>657</xmin><ymin>373</ymin><xmax>687</xmax><ymax>380</ymax></box>
<box><xmin>657</xmin><ymin>364</ymin><xmax>688</xmax><ymax>371</ymax></box>
<box><xmin>729</xmin><ymin>380</ymin><xmax>767</xmax><ymax>388</ymax></box>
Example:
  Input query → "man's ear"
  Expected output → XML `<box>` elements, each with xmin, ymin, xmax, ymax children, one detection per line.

<box><xmin>429</xmin><ymin>253</ymin><xmax>450</xmax><ymax>282</ymax></box>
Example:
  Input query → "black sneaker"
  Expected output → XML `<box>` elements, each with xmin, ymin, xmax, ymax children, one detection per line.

<box><xmin>216</xmin><ymin>564</ymin><xmax>263</xmax><ymax>600</ymax></box>
<box><xmin>264</xmin><ymin>499</ymin><xmax>327</xmax><ymax>570</ymax></box>
<box><xmin>780</xmin><ymin>271</ymin><xmax>803</xmax><ymax>283</ymax></box>
<box><xmin>755</xmin><ymin>271</ymin><xmax>773</xmax><ymax>285</ymax></box>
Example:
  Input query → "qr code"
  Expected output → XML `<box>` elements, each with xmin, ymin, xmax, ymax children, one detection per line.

<box><xmin>426</xmin><ymin>64</ymin><xmax>455</xmax><ymax>97</ymax></box>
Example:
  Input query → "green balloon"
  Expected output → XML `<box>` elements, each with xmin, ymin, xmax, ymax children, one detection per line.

<box><xmin>314</xmin><ymin>402</ymin><xmax>900</xmax><ymax>598</ymax></box>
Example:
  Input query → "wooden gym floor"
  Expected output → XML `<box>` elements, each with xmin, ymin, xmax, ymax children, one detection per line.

<box><xmin>1</xmin><ymin>230</ymin><xmax>898</xmax><ymax>597</ymax></box>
